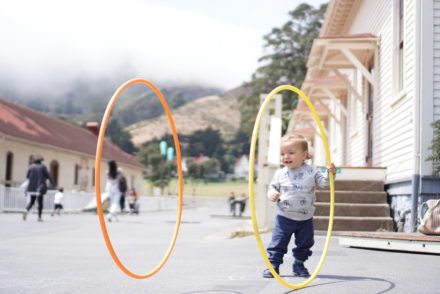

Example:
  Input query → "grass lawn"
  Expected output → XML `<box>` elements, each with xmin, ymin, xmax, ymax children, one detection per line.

<box><xmin>143</xmin><ymin>179</ymin><xmax>249</xmax><ymax>197</ymax></box>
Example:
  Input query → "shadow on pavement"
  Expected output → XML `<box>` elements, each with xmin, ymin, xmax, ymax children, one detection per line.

<box><xmin>181</xmin><ymin>290</ymin><xmax>243</xmax><ymax>294</ymax></box>
<box><xmin>284</xmin><ymin>274</ymin><xmax>395</xmax><ymax>294</ymax></box>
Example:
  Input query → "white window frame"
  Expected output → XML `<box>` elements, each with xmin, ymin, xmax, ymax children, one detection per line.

<box><xmin>393</xmin><ymin>0</ymin><xmax>406</xmax><ymax>100</ymax></box>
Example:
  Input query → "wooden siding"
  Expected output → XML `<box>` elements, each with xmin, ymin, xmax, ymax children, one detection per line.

<box><xmin>434</xmin><ymin>0</ymin><xmax>440</xmax><ymax>120</ymax></box>
<box><xmin>340</xmin><ymin>0</ymin><xmax>416</xmax><ymax>181</ymax></box>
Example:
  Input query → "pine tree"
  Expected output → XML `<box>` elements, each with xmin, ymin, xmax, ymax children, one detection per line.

<box><xmin>239</xmin><ymin>3</ymin><xmax>327</xmax><ymax>135</ymax></box>
<box><xmin>427</xmin><ymin>120</ymin><xmax>440</xmax><ymax>175</ymax></box>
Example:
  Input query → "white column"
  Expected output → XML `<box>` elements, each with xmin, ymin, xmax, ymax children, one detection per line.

<box><xmin>256</xmin><ymin>94</ymin><xmax>282</xmax><ymax>230</ymax></box>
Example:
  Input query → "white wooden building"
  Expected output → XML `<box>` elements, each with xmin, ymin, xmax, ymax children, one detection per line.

<box><xmin>0</xmin><ymin>98</ymin><xmax>146</xmax><ymax>194</ymax></box>
<box><xmin>288</xmin><ymin>0</ymin><xmax>440</xmax><ymax>231</ymax></box>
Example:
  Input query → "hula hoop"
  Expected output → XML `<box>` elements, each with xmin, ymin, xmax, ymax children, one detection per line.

<box><xmin>248</xmin><ymin>85</ymin><xmax>335</xmax><ymax>289</ymax></box>
<box><xmin>94</xmin><ymin>78</ymin><xmax>183</xmax><ymax>279</ymax></box>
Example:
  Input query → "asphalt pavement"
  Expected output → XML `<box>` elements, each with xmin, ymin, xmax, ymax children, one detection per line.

<box><xmin>0</xmin><ymin>207</ymin><xmax>438</xmax><ymax>294</ymax></box>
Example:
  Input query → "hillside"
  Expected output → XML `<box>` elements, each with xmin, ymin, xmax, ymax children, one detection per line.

<box><xmin>4</xmin><ymin>75</ymin><xmax>221</xmax><ymax>129</ymax></box>
<box><xmin>127</xmin><ymin>94</ymin><xmax>241</xmax><ymax>146</ymax></box>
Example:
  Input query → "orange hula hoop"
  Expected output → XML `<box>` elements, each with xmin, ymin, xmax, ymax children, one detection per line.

<box><xmin>94</xmin><ymin>78</ymin><xmax>183</xmax><ymax>279</ymax></box>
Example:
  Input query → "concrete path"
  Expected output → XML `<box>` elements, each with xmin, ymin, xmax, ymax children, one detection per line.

<box><xmin>0</xmin><ymin>208</ymin><xmax>438</xmax><ymax>293</ymax></box>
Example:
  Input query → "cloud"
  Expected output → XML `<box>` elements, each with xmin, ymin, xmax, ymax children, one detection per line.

<box><xmin>0</xmin><ymin>0</ymin><xmax>263</xmax><ymax>95</ymax></box>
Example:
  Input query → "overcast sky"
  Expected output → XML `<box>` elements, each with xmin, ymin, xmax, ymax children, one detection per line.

<box><xmin>0</xmin><ymin>0</ymin><xmax>327</xmax><ymax>95</ymax></box>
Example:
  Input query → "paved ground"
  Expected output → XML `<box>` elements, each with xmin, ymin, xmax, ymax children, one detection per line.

<box><xmin>0</xmin><ymin>207</ymin><xmax>438</xmax><ymax>294</ymax></box>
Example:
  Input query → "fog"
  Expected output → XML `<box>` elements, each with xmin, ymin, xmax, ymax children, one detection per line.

<box><xmin>0</xmin><ymin>0</ymin><xmax>327</xmax><ymax>101</ymax></box>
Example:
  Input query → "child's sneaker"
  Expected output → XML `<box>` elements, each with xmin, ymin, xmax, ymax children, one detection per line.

<box><xmin>262</xmin><ymin>267</ymin><xmax>279</xmax><ymax>278</ymax></box>
<box><xmin>293</xmin><ymin>262</ymin><xmax>310</xmax><ymax>277</ymax></box>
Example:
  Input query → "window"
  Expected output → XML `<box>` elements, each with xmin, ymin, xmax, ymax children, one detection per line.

<box><xmin>395</xmin><ymin>0</ymin><xmax>404</xmax><ymax>92</ymax></box>
<box><xmin>74</xmin><ymin>164</ymin><xmax>80</xmax><ymax>185</ymax></box>
<box><xmin>5</xmin><ymin>151</ymin><xmax>13</xmax><ymax>185</ymax></box>
<box><xmin>50</xmin><ymin>160</ymin><xmax>59</xmax><ymax>186</ymax></box>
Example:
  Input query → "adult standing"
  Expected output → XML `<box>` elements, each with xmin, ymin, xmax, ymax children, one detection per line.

<box><xmin>23</xmin><ymin>155</ymin><xmax>56</xmax><ymax>222</ymax></box>
<box><xmin>118</xmin><ymin>170</ymin><xmax>127</xmax><ymax>213</ymax></box>
<box><xmin>106</xmin><ymin>160</ymin><xmax>124</xmax><ymax>222</ymax></box>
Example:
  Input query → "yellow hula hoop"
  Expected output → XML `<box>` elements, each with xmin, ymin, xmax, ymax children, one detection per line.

<box><xmin>95</xmin><ymin>78</ymin><xmax>183</xmax><ymax>279</ymax></box>
<box><xmin>248</xmin><ymin>85</ymin><xmax>335</xmax><ymax>289</ymax></box>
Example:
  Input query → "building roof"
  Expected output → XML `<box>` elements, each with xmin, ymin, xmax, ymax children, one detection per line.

<box><xmin>320</xmin><ymin>0</ymin><xmax>361</xmax><ymax>37</ymax></box>
<box><xmin>319</xmin><ymin>33</ymin><xmax>376</xmax><ymax>40</ymax></box>
<box><xmin>295</xmin><ymin>102</ymin><xmax>327</xmax><ymax>112</ymax></box>
<box><xmin>193</xmin><ymin>155</ymin><xmax>210</xmax><ymax>164</ymax></box>
<box><xmin>304</xmin><ymin>75</ymin><xmax>344</xmax><ymax>83</ymax></box>
<box><xmin>0</xmin><ymin>98</ymin><xmax>145</xmax><ymax>169</ymax></box>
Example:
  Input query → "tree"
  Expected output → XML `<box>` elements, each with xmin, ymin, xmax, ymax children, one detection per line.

<box><xmin>201</xmin><ymin>158</ymin><xmax>220</xmax><ymax>178</ymax></box>
<box><xmin>137</xmin><ymin>142</ymin><xmax>175</xmax><ymax>190</ymax></box>
<box><xmin>239</xmin><ymin>3</ymin><xmax>327</xmax><ymax>135</ymax></box>
<box><xmin>186</xmin><ymin>127</ymin><xmax>222</xmax><ymax>157</ymax></box>
<box><xmin>227</xmin><ymin>129</ymin><xmax>251</xmax><ymax>157</ymax></box>
<box><xmin>106</xmin><ymin>118</ymin><xmax>138</xmax><ymax>154</ymax></box>
<box><xmin>137</xmin><ymin>144</ymin><xmax>158</xmax><ymax>167</ymax></box>
<box><xmin>186</xmin><ymin>159</ymin><xmax>201</xmax><ymax>179</ymax></box>
<box><xmin>427</xmin><ymin>120</ymin><xmax>440</xmax><ymax>175</ymax></box>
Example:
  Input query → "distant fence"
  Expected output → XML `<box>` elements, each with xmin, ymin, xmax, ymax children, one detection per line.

<box><xmin>0</xmin><ymin>186</ymin><xmax>95</xmax><ymax>213</ymax></box>
<box><xmin>183</xmin><ymin>196</ymin><xmax>227</xmax><ymax>209</ymax></box>
<box><xmin>0</xmin><ymin>185</ymin><xmax>182</xmax><ymax>213</ymax></box>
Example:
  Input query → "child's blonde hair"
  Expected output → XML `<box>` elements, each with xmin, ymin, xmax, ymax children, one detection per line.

<box><xmin>281</xmin><ymin>133</ymin><xmax>312</xmax><ymax>159</ymax></box>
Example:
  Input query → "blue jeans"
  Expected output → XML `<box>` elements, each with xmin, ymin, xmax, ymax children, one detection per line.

<box><xmin>266</xmin><ymin>215</ymin><xmax>314</xmax><ymax>267</ymax></box>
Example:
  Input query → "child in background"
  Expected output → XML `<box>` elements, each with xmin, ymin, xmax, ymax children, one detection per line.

<box><xmin>262</xmin><ymin>134</ymin><xmax>336</xmax><ymax>278</ymax></box>
<box><xmin>51</xmin><ymin>187</ymin><xmax>64</xmax><ymax>216</ymax></box>
<box><xmin>128</xmin><ymin>188</ymin><xmax>139</xmax><ymax>215</ymax></box>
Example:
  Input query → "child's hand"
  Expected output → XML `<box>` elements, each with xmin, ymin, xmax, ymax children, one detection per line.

<box><xmin>268</xmin><ymin>192</ymin><xmax>280</xmax><ymax>202</ymax></box>
<box><xmin>327</xmin><ymin>163</ymin><xmax>336</xmax><ymax>175</ymax></box>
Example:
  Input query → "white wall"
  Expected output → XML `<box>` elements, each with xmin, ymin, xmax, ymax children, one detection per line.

<box><xmin>341</xmin><ymin>0</ymin><xmax>417</xmax><ymax>181</ymax></box>
<box><xmin>0</xmin><ymin>135</ymin><xmax>144</xmax><ymax>194</ymax></box>
<box><xmin>434</xmin><ymin>1</ymin><xmax>440</xmax><ymax>121</ymax></box>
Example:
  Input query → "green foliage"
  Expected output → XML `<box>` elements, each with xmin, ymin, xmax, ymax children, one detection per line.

<box><xmin>427</xmin><ymin>120</ymin><xmax>440</xmax><ymax>175</ymax></box>
<box><xmin>137</xmin><ymin>125</ymin><xmax>252</xmax><ymax>177</ymax></box>
<box><xmin>239</xmin><ymin>3</ymin><xmax>327</xmax><ymax>135</ymax></box>
<box><xmin>186</xmin><ymin>127</ymin><xmax>222</xmax><ymax>157</ymax></box>
<box><xmin>186</xmin><ymin>159</ymin><xmax>201</xmax><ymax>179</ymax></box>
<box><xmin>201</xmin><ymin>158</ymin><xmax>221</xmax><ymax>178</ymax></box>
<box><xmin>137</xmin><ymin>144</ymin><xmax>160</xmax><ymax>167</ymax></box>
<box><xmin>149</xmin><ymin>160</ymin><xmax>177</xmax><ymax>189</ymax></box>
<box><xmin>228</xmin><ymin>129</ymin><xmax>251</xmax><ymax>157</ymax></box>
<box><xmin>106</xmin><ymin>118</ymin><xmax>138</xmax><ymax>154</ymax></box>
<box><xmin>137</xmin><ymin>142</ymin><xmax>175</xmax><ymax>188</ymax></box>
<box><xmin>219</xmin><ymin>154</ymin><xmax>236</xmax><ymax>174</ymax></box>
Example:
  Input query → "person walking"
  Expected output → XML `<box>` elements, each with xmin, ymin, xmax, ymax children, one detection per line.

<box><xmin>23</xmin><ymin>155</ymin><xmax>56</xmax><ymax>222</ymax></box>
<box><xmin>51</xmin><ymin>187</ymin><xmax>64</xmax><ymax>216</ymax></box>
<box><xmin>106</xmin><ymin>160</ymin><xmax>125</xmax><ymax>222</ymax></box>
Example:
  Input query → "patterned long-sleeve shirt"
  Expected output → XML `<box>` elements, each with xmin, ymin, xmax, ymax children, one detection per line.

<box><xmin>267</xmin><ymin>164</ymin><xmax>330</xmax><ymax>221</ymax></box>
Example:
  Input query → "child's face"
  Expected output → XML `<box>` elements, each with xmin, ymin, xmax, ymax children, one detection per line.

<box><xmin>280</xmin><ymin>141</ymin><xmax>308</xmax><ymax>169</ymax></box>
